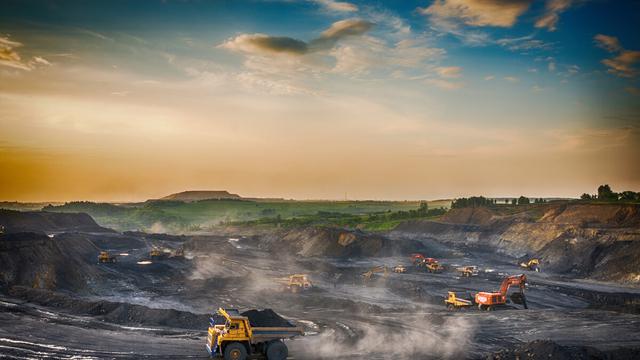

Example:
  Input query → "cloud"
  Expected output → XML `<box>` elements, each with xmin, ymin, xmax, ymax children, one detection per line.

<box><xmin>594</xmin><ymin>34</ymin><xmax>640</xmax><ymax>78</ymax></box>
<box><xmin>220</xmin><ymin>34</ymin><xmax>308</xmax><ymax>55</ymax></box>
<box><xmin>626</xmin><ymin>87</ymin><xmax>640</xmax><ymax>96</ymax></box>
<box><xmin>426</xmin><ymin>78</ymin><xmax>464</xmax><ymax>90</ymax></box>
<box><xmin>594</xmin><ymin>34</ymin><xmax>622</xmax><ymax>53</ymax></box>
<box><xmin>435</xmin><ymin>66</ymin><xmax>462</xmax><ymax>78</ymax></box>
<box><xmin>504</xmin><ymin>76</ymin><xmax>519</xmax><ymax>82</ymax></box>
<box><xmin>497</xmin><ymin>35</ymin><xmax>553</xmax><ymax>52</ymax></box>
<box><xmin>531</xmin><ymin>85</ymin><xmax>546</xmax><ymax>92</ymax></box>
<box><xmin>484</xmin><ymin>75</ymin><xmax>494</xmax><ymax>80</ymax></box>
<box><xmin>602</xmin><ymin>51</ymin><xmax>640</xmax><ymax>78</ymax></box>
<box><xmin>32</xmin><ymin>56</ymin><xmax>51</xmax><ymax>66</ymax></box>
<box><xmin>312</xmin><ymin>0</ymin><xmax>357</xmax><ymax>12</ymax></box>
<box><xmin>535</xmin><ymin>0</ymin><xmax>573</xmax><ymax>31</ymax></box>
<box><xmin>311</xmin><ymin>19</ymin><xmax>374</xmax><ymax>49</ymax></box>
<box><xmin>548</xmin><ymin>61</ymin><xmax>556</xmax><ymax>72</ymax></box>
<box><xmin>0</xmin><ymin>36</ymin><xmax>50</xmax><ymax>71</ymax></box>
<box><xmin>220</xmin><ymin>18</ymin><xmax>373</xmax><ymax>56</ymax></box>
<box><xmin>0</xmin><ymin>37</ymin><xmax>29</xmax><ymax>70</ymax></box>
<box><xmin>420</xmin><ymin>0</ymin><xmax>532</xmax><ymax>28</ymax></box>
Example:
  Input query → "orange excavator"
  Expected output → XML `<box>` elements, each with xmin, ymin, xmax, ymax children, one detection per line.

<box><xmin>475</xmin><ymin>274</ymin><xmax>528</xmax><ymax>311</ymax></box>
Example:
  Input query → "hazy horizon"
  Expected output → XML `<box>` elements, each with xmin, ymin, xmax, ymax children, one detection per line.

<box><xmin>0</xmin><ymin>187</ymin><xmax>582</xmax><ymax>203</ymax></box>
<box><xmin>1</xmin><ymin>1</ymin><xmax>639</xmax><ymax>202</ymax></box>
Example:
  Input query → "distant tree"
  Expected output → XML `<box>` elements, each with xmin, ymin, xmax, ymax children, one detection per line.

<box><xmin>619</xmin><ymin>191</ymin><xmax>639</xmax><ymax>202</ymax></box>
<box><xmin>597</xmin><ymin>184</ymin><xmax>618</xmax><ymax>201</ymax></box>
<box><xmin>517</xmin><ymin>196</ymin><xmax>530</xmax><ymax>205</ymax></box>
<box><xmin>511</xmin><ymin>198</ymin><xmax>517</xmax><ymax>205</ymax></box>
<box><xmin>451</xmin><ymin>196</ymin><xmax>493</xmax><ymax>209</ymax></box>
<box><xmin>580</xmin><ymin>193</ymin><xmax>592</xmax><ymax>200</ymax></box>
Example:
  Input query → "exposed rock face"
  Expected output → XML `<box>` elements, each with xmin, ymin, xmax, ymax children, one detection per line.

<box><xmin>258</xmin><ymin>227</ymin><xmax>426</xmax><ymax>258</ymax></box>
<box><xmin>393</xmin><ymin>203</ymin><xmax>640</xmax><ymax>283</ymax></box>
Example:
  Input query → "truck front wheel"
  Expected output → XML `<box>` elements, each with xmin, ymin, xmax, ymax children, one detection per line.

<box><xmin>224</xmin><ymin>342</ymin><xmax>247</xmax><ymax>360</ymax></box>
<box><xmin>266</xmin><ymin>341</ymin><xmax>288</xmax><ymax>360</ymax></box>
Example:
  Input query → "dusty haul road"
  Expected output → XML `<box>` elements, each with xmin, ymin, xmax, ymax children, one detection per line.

<box><xmin>1</xmin><ymin>230</ymin><xmax>640</xmax><ymax>360</ymax></box>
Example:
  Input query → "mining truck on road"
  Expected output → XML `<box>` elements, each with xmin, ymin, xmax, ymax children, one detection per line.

<box><xmin>206</xmin><ymin>308</ymin><xmax>304</xmax><ymax>360</ymax></box>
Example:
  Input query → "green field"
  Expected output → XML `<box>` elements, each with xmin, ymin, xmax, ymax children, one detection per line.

<box><xmin>39</xmin><ymin>199</ymin><xmax>451</xmax><ymax>233</ymax></box>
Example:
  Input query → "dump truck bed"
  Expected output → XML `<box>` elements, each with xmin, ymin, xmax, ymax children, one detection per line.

<box><xmin>250</xmin><ymin>326</ymin><xmax>305</xmax><ymax>342</ymax></box>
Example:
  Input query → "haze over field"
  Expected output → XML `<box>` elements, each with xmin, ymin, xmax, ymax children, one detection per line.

<box><xmin>1</xmin><ymin>0</ymin><xmax>639</xmax><ymax>202</ymax></box>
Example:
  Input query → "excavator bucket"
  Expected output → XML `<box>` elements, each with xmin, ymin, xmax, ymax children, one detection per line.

<box><xmin>509</xmin><ymin>292</ymin><xmax>528</xmax><ymax>309</ymax></box>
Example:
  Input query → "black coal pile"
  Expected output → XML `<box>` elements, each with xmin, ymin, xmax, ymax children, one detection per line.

<box><xmin>0</xmin><ymin>232</ymin><xmax>99</xmax><ymax>291</ymax></box>
<box><xmin>0</xmin><ymin>209</ymin><xmax>112</xmax><ymax>233</ymax></box>
<box><xmin>9</xmin><ymin>287</ymin><xmax>210</xmax><ymax>330</ymax></box>
<box><xmin>241</xmin><ymin>309</ymin><xmax>293</xmax><ymax>327</ymax></box>
<box><xmin>488</xmin><ymin>340</ymin><xmax>640</xmax><ymax>360</ymax></box>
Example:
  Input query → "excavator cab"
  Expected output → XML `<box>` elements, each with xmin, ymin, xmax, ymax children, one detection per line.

<box><xmin>475</xmin><ymin>274</ymin><xmax>528</xmax><ymax>311</ymax></box>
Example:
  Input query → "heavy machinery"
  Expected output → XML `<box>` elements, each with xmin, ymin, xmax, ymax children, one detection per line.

<box><xmin>456</xmin><ymin>265</ymin><xmax>479</xmax><ymax>277</ymax></box>
<box><xmin>149</xmin><ymin>247</ymin><xmax>168</xmax><ymax>259</ymax></box>
<box><xmin>361</xmin><ymin>266</ymin><xmax>389</xmax><ymax>283</ymax></box>
<box><xmin>425</xmin><ymin>260</ymin><xmax>443</xmax><ymax>273</ymax></box>
<box><xmin>280</xmin><ymin>274</ymin><xmax>312</xmax><ymax>293</ymax></box>
<box><xmin>411</xmin><ymin>253</ymin><xmax>426</xmax><ymax>266</ymax></box>
<box><xmin>98</xmin><ymin>251</ymin><xmax>117</xmax><ymax>263</ymax></box>
<box><xmin>393</xmin><ymin>265</ymin><xmax>407</xmax><ymax>273</ymax></box>
<box><xmin>412</xmin><ymin>254</ymin><xmax>443</xmax><ymax>272</ymax></box>
<box><xmin>172</xmin><ymin>246</ymin><xmax>185</xmax><ymax>258</ymax></box>
<box><xmin>475</xmin><ymin>274</ymin><xmax>528</xmax><ymax>311</ymax></box>
<box><xmin>520</xmin><ymin>258</ymin><xmax>540</xmax><ymax>272</ymax></box>
<box><xmin>206</xmin><ymin>308</ymin><xmax>304</xmax><ymax>360</ymax></box>
<box><xmin>444</xmin><ymin>291</ymin><xmax>474</xmax><ymax>311</ymax></box>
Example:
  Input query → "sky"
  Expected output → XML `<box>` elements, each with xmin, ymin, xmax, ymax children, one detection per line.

<box><xmin>0</xmin><ymin>0</ymin><xmax>639</xmax><ymax>202</ymax></box>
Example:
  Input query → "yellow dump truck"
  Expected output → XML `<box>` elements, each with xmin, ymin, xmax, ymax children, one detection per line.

<box><xmin>520</xmin><ymin>259</ymin><xmax>540</xmax><ymax>272</ymax></box>
<box><xmin>456</xmin><ymin>266</ymin><xmax>479</xmax><ymax>277</ymax></box>
<box><xmin>444</xmin><ymin>291</ymin><xmax>474</xmax><ymax>311</ymax></box>
<box><xmin>98</xmin><ymin>251</ymin><xmax>117</xmax><ymax>263</ymax></box>
<box><xmin>206</xmin><ymin>308</ymin><xmax>304</xmax><ymax>360</ymax></box>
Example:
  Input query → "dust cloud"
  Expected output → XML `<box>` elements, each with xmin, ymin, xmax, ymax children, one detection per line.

<box><xmin>299</xmin><ymin>315</ymin><xmax>475</xmax><ymax>359</ymax></box>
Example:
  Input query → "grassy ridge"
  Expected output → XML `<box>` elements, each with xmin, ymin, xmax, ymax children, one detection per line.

<box><xmin>42</xmin><ymin>199</ymin><xmax>451</xmax><ymax>232</ymax></box>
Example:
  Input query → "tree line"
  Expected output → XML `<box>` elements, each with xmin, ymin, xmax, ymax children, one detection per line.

<box><xmin>581</xmin><ymin>184</ymin><xmax>640</xmax><ymax>202</ymax></box>
<box><xmin>451</xmin><ymin>196</ymin><xmax>543</xmax><ymax>208</ymax></box>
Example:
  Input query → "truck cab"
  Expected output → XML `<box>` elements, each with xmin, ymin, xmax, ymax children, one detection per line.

<box><xmin>206</xmin><ymin>308</ymin><xmax>303</xmax><ymax>360</ymax></box>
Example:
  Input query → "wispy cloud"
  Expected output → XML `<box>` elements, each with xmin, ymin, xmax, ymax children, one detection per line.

<box><xmin>535</xmin><ymin>0</ymin><xmax>574</xmax><ymax>31</ymax></box>
<box><xmin>594</xmin><ymin>34</ymin><xmax>640</xmax><ymax>78</ymax></box>
<box><xmin>594</xmin><ymin>34</ymin><xmax>622</xmax><ymax>53</ymax></box>
<box><xmin>419</xmin><ymin>0</ymin><xmax>532</xmax><ymax>28</ymax></box>
<box><xmin>0</xmin><ymin>36</ymin><xmax>50</xmax><ymax>71</ymax></box>
<box><xmin>435</xmin><ymin>66</ymin><xmax>462</xmax><ymax>78</ymax></box>
<box><xmin>426</xmin><ymin>78</ymin><xmax>464</xmax><ymax>90</ymax></box>
<box><xmin>311</xmin><ymin>0</ymin><xmax>357</xmax><ymax>12</ymax></box>
<box><xmin>497</xmin><ymin>34</ymin><xmax>553</xmax><ymax>53</ymax></box>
